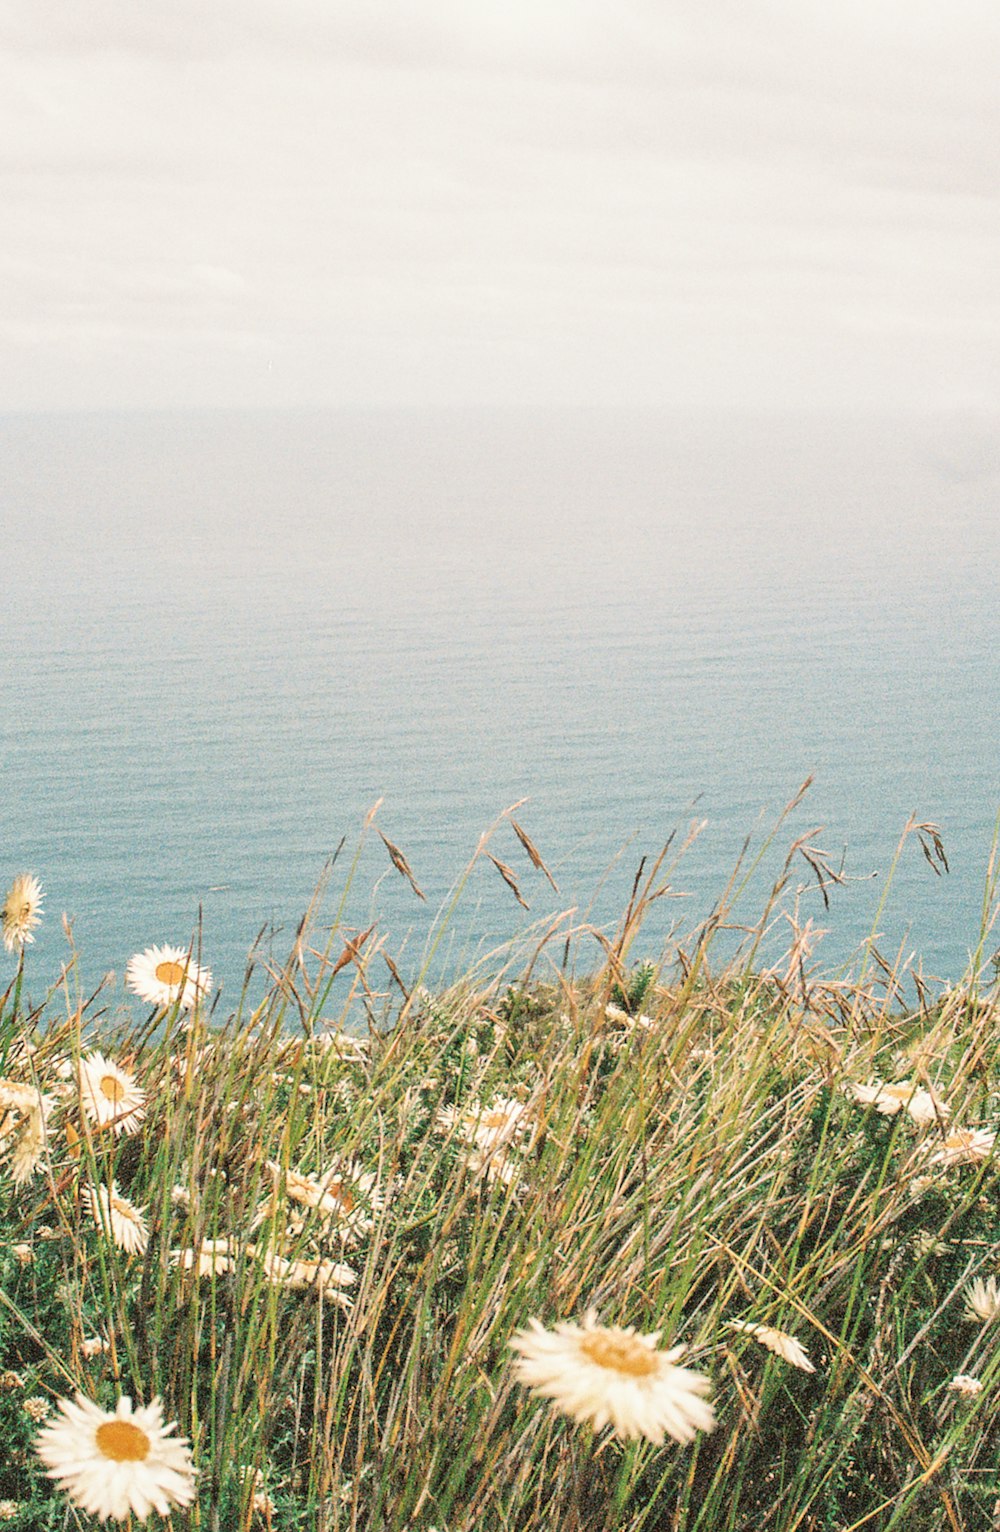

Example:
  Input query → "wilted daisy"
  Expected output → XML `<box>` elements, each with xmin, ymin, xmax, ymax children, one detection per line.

<box><xmin>727</xmin><ymin>1320</ymin><xmax>816</xmax><ymax>1373</ymax></box>
<box><xmin>83</xmin><ymin>1182</ymin><xmax>149</xmax><ymax>1256</ymax></box>
<box><xmin>848</xmin><ymin>1079</ymin><xmax>949</xmax><ymax>1126</ymax></box>
<box><xmin>964</xmin><ymin>1276</ymin><xmax>1000</xmax><ymax>1324</ymax></box>
<box><xmin>2</xmin><ymin>874</ymin><xmax>43</xmax><ymax>953</ymax></box>
<box><xmin>78</xmin><ymin>1053</ymin><xmax>146</xmax><ymax>1137</ymax></box>
<box><xmin>949</xmin><ymin>1373</ymin><xmax>983</xmax><ymax>1397</ymax></box>
<box><xmin>35</xmin><ymin>1391</ymin><xmax>196</xmax><ymax>1523</ymax></box>
<box><xmin>510</xmin><ymin>1308</ymin><xmax>715</xmax><ymax>1444</ymax></box>
<box><xmin>928</xmin><ymin>1128</ymin><xmax>996</xmax><ymax>1167</ymax></box>
<box><xmin>125</xmin><ymin>945</ymin><xmax>212</xmax><ymax>1010</ymax></box>
<box><xmin>437</xmin><ymin>1095</ymin><xmax>531</xmax><ymax>1154</ymax></box>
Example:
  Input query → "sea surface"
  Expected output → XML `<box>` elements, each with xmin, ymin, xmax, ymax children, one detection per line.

<box><xmin>2</xmin><ymin>407</ymin><xmax>998</xmax><ymax>1020</ymax></box>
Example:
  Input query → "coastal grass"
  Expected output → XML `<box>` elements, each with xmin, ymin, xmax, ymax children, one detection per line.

<box><xmin>1</xmin><ymin>806</ymin><xmax>1000</xmax><ymax>1530</ymax></box>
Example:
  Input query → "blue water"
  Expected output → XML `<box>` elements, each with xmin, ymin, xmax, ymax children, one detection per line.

<box><xmin>2</xmin><ymin>407</ymin><xmax>998</xmax><ymax>1013</ymax></box>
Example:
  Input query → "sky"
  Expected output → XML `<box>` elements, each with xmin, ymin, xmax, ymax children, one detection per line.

<box><xmin>2</xmin><ymin>0</ymin><xmax>998</xmax><ymax>412</ymax></box>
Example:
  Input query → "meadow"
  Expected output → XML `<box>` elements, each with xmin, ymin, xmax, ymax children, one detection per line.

<box><xmin>1</xmin><ymin>802</ymin><xmax>999</xmax><ymax>1530</ymax></box>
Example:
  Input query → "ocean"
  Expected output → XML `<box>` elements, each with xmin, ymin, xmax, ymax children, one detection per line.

<box><xmin>2</xmin><ymin>407</ymin><xmax>998</xmax><ymax>1018</ymax></box>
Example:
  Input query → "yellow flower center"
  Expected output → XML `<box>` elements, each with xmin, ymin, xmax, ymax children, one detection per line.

<box><xmin>580</xmin><ymin>1332</ymin><xmax>660</xmax><ymax>1377</ymax></box>
<box><xmin>96</xmin><ymin>1419</ymin><xmax>151</xmax><ymax>1462</ymax></box>
<box><xmin>483</xmin><ymin>1111</ymin><xmax>510</xmax><ymax>1130</ymax></box>
<box><xmin>100</xmin><ymin>1074</ymin><xmax>126</xmax><ymax>1103</ymax></box>
<box><xmin>327</xmin><ymin>1180</ymin><xmax>355</xmax><ymax>1213</ymax></box>
<box><xmin>155</xmin><ymin>961</ymin><xmax>185</xmax><ymax>986</ymax></box>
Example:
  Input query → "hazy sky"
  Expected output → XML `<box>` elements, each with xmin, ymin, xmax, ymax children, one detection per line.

<box><xmin>2</xmin><ymin>0</ymin><xmax>998</xmax><ymax>411</ymax></box>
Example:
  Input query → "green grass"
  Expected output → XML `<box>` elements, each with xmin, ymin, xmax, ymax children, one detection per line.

<box><xmin>1</xmin><ymin>806</ymin><xmax>999</xmax><ymax>1530</ymax></box>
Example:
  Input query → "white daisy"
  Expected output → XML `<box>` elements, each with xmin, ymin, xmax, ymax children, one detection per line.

<box><xmin>0</xmin><ymin>1081</ymin><xmax>52</xmax><ymax>1184</ymax></box>
<box><xmin>604</xmin><ymin>1003</ymin><xmax>655</xmax><ymax>1031</ymax></box>
<box><xmin>2</xmin><ymin>874</ymin><xmax>43</xmax><ymax>953</ymax></box>
<box><xmin>78</xmin><ymin>1053</ymin><xmax>146</xmax><ymax>1137</ymax></box>
<box><xmin>125</xmin><ymin>945</ymin><xmax>212</xmax><ymax>1010</ymax></box>
<box><xmin>509</xmin><ymin>1308</ymin><xmax>715</xmax><ymax>1444</ymax></box>
<box><xmin>964</xmin><ymin>1276</ymin><xmax>1000</xmax><ymax>1324</ymax></box>
<box><xmin>928</xmin><ymin>1128</ymin><xmax>996</xmax><ymax>1167</ymax></box>
<box><xmin>312</xmin><ymin>1028</ymin><xmax>370</xmax><ymax>1061</ymax></box>
<box><xmin>35</xmin><ymin>1391</ymin><xmax>196</xmax><ymax>1522</ymax></box>
<box><xmin>462</xmin><ymin>1144</ymin><xmax>524</xmax><ymax>1188</ymax></box>
<box><xmin>170</xmin><ymin>1239</ymin><xmax>234</xmax><ymax>1277</ymax></box>
<box><xmin>83</xmin><ymin>1182</ymin><xmax>149</xmax><ymax>1256</ymax></box>
<box><xmin>437</xmin><ymin>1095</ymin><xmax>531</xmax><ymax>1154</ymax></box>
<box><xmin>727</xmin><ymin>1320</ymin><xmax>816</xmax><ymax>1373</ymax></box>
<box><xmin>254</xmin><ymin>1248</ymin><xmax>356</xmax><ymax>1307</ymax></box>
<box><xmin>848</xmin><ymin>1079</ymin><xmax>949</xmax><ymax>1126</ymax></box>
<box><xmin>239</xmin><ymin>1466</ymin><xmax>276</xmax><ymax>1516</ymax></box>
<box><xmin>265</xmin><ymin>1158</ymin><xmax>383</xmax><ymax>1242</ymax></box>
<box><xmin>0</xmin><ymin>1080</ymin><xmax>45</xmax><ymax>1117</ymax></box>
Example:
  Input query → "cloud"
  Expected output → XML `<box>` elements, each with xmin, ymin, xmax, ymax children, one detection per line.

<box><xmin>1</xmin><ymin>0</ymin><xmax>998</xmax><ymax>409</ymax></box>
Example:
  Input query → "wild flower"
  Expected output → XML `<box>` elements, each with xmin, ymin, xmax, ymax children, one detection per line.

<box><xmin>126</xmin><ymin>945</ymin><xmax>212</xmax><ymax>1009</ymax></box>
<box><xmin>510</xmin><ymin>1308</ymin><xmax>715</xmax><ymax>1444</ymax></box>
<box><xmin>847</xmin><ymin>1079</ymin><xmax>949</xmax><ymax>1125</ymax></box>
<box><xmin>949</xmin><ymin>1374</ymin><xmax>983</xmax><ymax>1396</ymax></box>
<box><xmin>0</xmin><ymin>1080</ymin><xmax>52</xmax><ymax>1184</ymax></box>
<box><xmin>727</xmin><ymin>1320</ymin><xmax>816</xmax><ymax>1373</ymax></box>
<box><xmin>462</xmin><ymin>1143</ymin><xmax>524</xmax><ymax>1188</ymax></box>
<box><xmin>78</xmin><ymin>1053</ymin><xmax>146</xmax><ymax>1137</ymax></box>
<box><xmin>928</xmin><ymin>1128</ymin><xmax>996</xmax><ymax>1166</ymax></box>
<box><xmin>2</xmin><ymin>873</ymin><xmax>43</xmax><ymax>952</ymax></box>
<box><xmin>264</xmin><ymin>1158</ymin><xmax>383</xmax><ymax>1242</ymax></box>
<box><xmin>254</xmin><ymin>1248</ymin><xmax>356</xmax><ymax>1308</ymax></box>
<box><xmin>604</xmin><ymin>1002</ymin><xmax>655</xmax><ymax>1031</ymax></box>
<box><xmin>170</xmin><ymin>1239</ymin><xmax>235</xmax><ymax>1277</ymax></box>
<box><xmin>35</xmin><ymin>1392</ymin><xmax>197</xmax><ymax>1522</ymax></box>
<box><xmin>82</xmin><ymin>1182</ymin><xmax>149</xmax><ymax>1256</ymax></box>
<box><xmin>964</xmin><ymin>1276</ymin><xmax>1000</xmax><ymax>1324</ymax></box>
<box><xmin>437</xmin><ymin>1095</ymin><xmax>531</xmax><ymax>1153</ymax></box>
<box><xmin>312</xmin><ymin>1028</ymin><xmax>369</xmax><ymax>1061</ymax></box>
